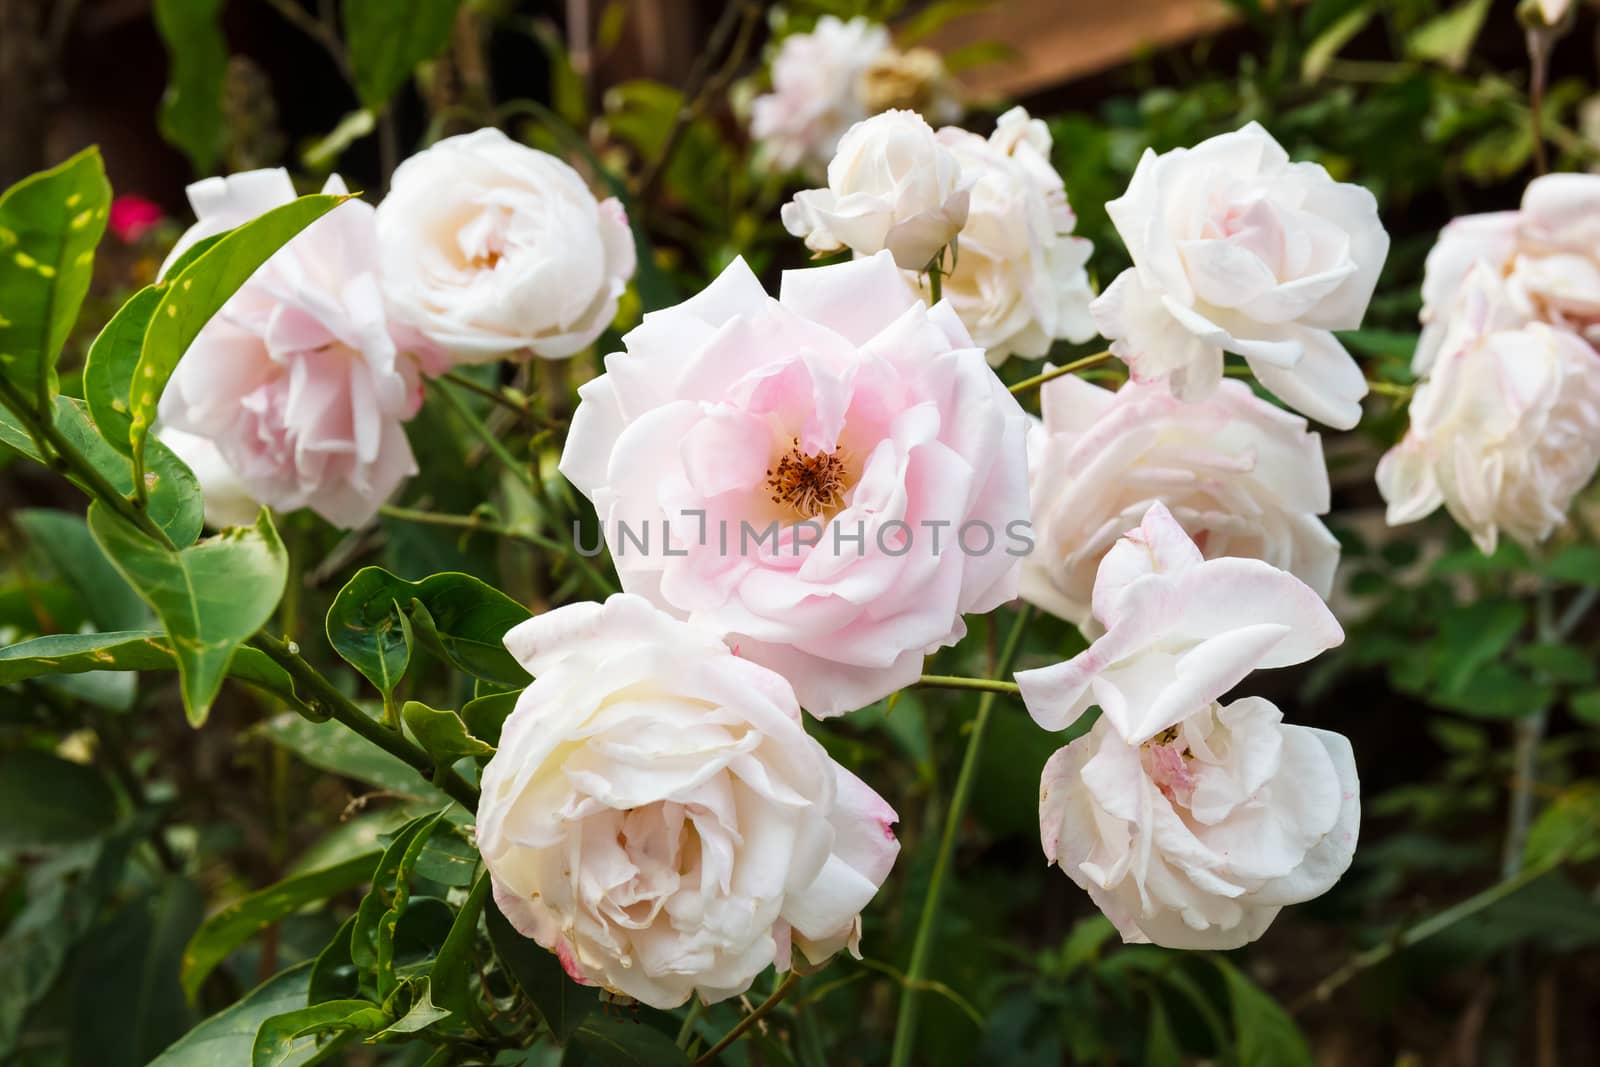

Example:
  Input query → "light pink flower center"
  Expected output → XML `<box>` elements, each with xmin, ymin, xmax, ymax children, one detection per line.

<box><xmin>1141</xmin><ymin>730</ymin><xmax>1198</xmax><ymax>807</ymax></box>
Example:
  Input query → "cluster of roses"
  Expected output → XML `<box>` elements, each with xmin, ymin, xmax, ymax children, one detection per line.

<box><xmin>153</xmin><ymin>15</ymin><xmax>1600</xmax><ymax>1017</ymax></box>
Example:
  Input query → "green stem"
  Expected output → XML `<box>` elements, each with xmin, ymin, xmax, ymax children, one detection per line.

<box><xmin>916</xmin><ymin>674</ymin><xmax>1021</xmax><ymax>697</ymax></box>
<box><xmin>252</xmin><ymin>632</ymin><xmax>481</xmax><ymax>812</ymax></box>
<box><xmin>430</xmin><ymin>376</ymin><xmax>538</xmax><ymax>495</ymax></box>
<box><xmin>675</xmin><ymin>998</ymin><xmax>704</xmax><ymax>1050</ymax></box>
<box><xmin>1008</xmin><ymin>351</ymin><xmax>1114</xmax><ymax>395</ymax></box>
<box><xmin>927</xmin><ymin>263</ymin><xmax>942</xmax><ymax>304</ymax></box>
<box><xmin>1365</xmin><ymin>379</ymin><xmax>1415</xmax><ymax>399</ymax></box>
<box><xmin>1293</xmin><ymin>856</ymin><xmax>1562</xmax><ymax>1012</ymax></box>
<box><xmin>442</xmin><ymin>371</ymin><xmax>534</xmax><ymax>419</ymax></box>
<box><xmin>378</xmin><ymin>504</ymin><xmax>617</xmax><ymax>594</ymax></box>
<box><xmin>889</xmin><ymin>607</ymin><xmax>1031</xmax><ymax>1067</ymax></box>
<box><xmin>694</xmin><ymin>970</ymin><xmax>802</xmax><ymax>1066</ymax></box>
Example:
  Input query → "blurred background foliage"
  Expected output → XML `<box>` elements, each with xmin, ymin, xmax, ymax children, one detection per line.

<box><xmin>2</xmin><ymin>0</ymin><xmax>1600</xmax><ymax>1065</ymax></box>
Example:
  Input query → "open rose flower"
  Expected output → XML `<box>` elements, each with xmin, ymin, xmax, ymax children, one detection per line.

<box><xmin>1022</xmin><ymin>375</ymin><xmax>1338</xmax><ymax>632</ymax></box>
<box><xmin>782</xmin><ymin>109</ymin><xmax>972</xmax><ymax>271</ymax></box>
<box><xmin>560</xmin><ymin>251</ymin><xmax>1031</xmax><ymax>718</ymax></box>
<box><xmin>1015</xmin><ymin>502</ymin><xmax>1342</xmax><ymax>743</ymax></box>
<box><xmin>157</xmin><ymin>169</ymin><xmax>439</xmax><ymax>528</ymax></box>
<box><xmin>1038</xmin><ymin>694</ymin><xmax>1359</xmax><ymax>949</ymax></box>
<box><xmin>477</xmin><ymin>594</ymin><xmax>899</xmax><ymax>1009</ymax></box>
<box><xmin>750</xmin><ymin>16</ymin><xmax>892</xmax><ymax>176</ymax></box>
<box><xmin>1090</xmin><ymin>121</ymin><xmax>1389</xmax><ymax>429</ymax></box>
<box><xmin>1378</xmin><ymin>263</ymin><xmax>1600</xmax><ymax>552</ymax></box>
<box><xmin>1415</xmin><ymin>174</ymin><xmax>1600</xmax><ymax>373</ymax></box>
<box><xmin>932</xmin><ymin>107</ymin><xmax>1095</xmax><ymax>366</ymax></box>
<box><xmin>376</xmin><ymin>127</ymin><xmax>636</xmax><ymax>363</ymax></box>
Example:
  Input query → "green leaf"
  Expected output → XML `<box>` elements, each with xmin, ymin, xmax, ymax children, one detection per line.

<box><xmin>351</xmin><ymin>811</ymin><xmax>445</xmax><ymax>997</ymax></box>
<box><xmin>569</xmin><ymin>1015</ymin><xmax>693</xmax><ymax>1066</ymax></box>
<box><xmin>341</xmin><ymin>0</ymin><xmax>463</xmax><ymax>109</ymax></box>
<box><xmin>1302</xmin><ymin>5</ymin><xmax>1373</xmax><ymax>81</ymax></box>
<box><xmin>129</xmin><ymin>193</ymin><xmax>346</xmax><ymax>468</ymax></box>
<box><xmin>429</xmin><ymin>872</ymin><xmax>490</xmax><ymax>1023</ymax></box>
<box><xmin>0</xmin><ymin>146</ymin><xmax>110</xmax><ymax>410</ymax></box>
<box><xmin>180</xmin><ymin>851</ymin><xmax>380</xmax><ymax>1004</ymax></box>
<box><xmin>1407</xmin><ymin>0</ymin><xmax>1492</xmax><ymax>70</ymax></box>
<box><xmin>308</xmin><ymin>917</ymin><xmax>360</xmax><ymax>1005</ymax></box>
<box><xmin>486</xmin><ymin>895</ymin><xmax>599</xmax><ymax>1044</ymax></box>
<box><xmin>403</xmin><ymin>700</ymin><xmax>494</xmax><ymax>765</ymax></box>
<box><xmin>1436</xmin><ymin>599</ymin><xmax>1526</xmax><ymax>697</ymax></box>
<box><xmin>326</xmin><ymin>577</ymin><xmax>413</xmax><ymax>701</ymax></box>
<box><xmin>460</xmin><ymin>690</ymin><xmax>518</xmax><ymax>748</ymax></box>
<box><xmin>1540</xmin><ymin>545</ymin><xmax>1600</xmax><ymax>586</ymax></box>
<box><xmin>15</xmin><ymin>508</ymin><xmax>146</xmax><ymax>631</ymax></box>
<box><xmin>82</xmin><ymin>285</ymin><xmax>162</xmax><ymax>458</ymax></box>
<box><xmin>88</xmin><ymin>503</ymin><xmax>288</xmax><ymax>724</ymax></box>
<box><xmin>153</xmin><ymin>0</ymin><xmax>228</xmax><ymax>173</ymax></box>
<box><xmin>0</xmin><ymin>629</ymin><xmax>295</xmax><ymax>701</ymax></box>
<box><xmin>1524</xmin><ymin>782</ymin><xmax>1600</xmax><ymax>867</ymax></box>
<box><xmin>1516</xmin><ymin>642</ymin><xmax>1597</xmax><ymax>686</ymax></box>
<box><xmin>251</xmin><ymin>1000</ymin><xmax>386</xmax><ymax>1067</ymax></box>
<box><xmin>0</xmin><ymin>749</ymin><xmax>117</xmax><ymax>849</ymax></box>
<box><xmin>1572</xmin><ymin>688</ymin><xmax>1600</xmax><ymax>725</ymax></box>
<box><xmin>67</xmin><ymin>879</ymin><xmax>204</xmax><ymax>1067</ymax></box>
<box><xmin>0</xmin><ymin>395</ymin><xmax>205</xmax><ymax>545</ymax></box>
<box><xmin>412</xmin><ymin>819</ymin><xmax>479</xmax><ymax>887</ymax></box>
<box><xmin>149</xmin><ymin>963</ymin><xmax>317</xmax><ymax>1066</ymax></box>
<box><xmin>1142</xmin><ymin>993</ymin><xmax>1183</xmax><ymax>1067</ymax></box>
<box><xmin>1216</xmin><ymin>957</ymin><xmax>1313</xmax><ymax>1067</ymax></box>
<box><xmin>327</xmin><ymin>567</ymin><xmax>531</xmax><ymax>689</ymax></box>
<box><xmin>256</xmin><ymin>713</ymin><xmax>452</xmax><ymax>804</ymax></box>
<box><xmin>373</xmin><ymin>979</ymin><xmax>451</xmax><ymax>1036</ymax></box>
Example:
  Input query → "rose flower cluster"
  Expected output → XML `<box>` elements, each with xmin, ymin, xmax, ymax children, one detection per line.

<box><xmin>153</xmin><ymin>14</ymin><xmax>1600</xmax><ymax>1014</ymax></box>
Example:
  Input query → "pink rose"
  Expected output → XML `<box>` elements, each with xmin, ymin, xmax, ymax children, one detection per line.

<box><xmin>157</xmin><ymin>169</ymin><xmax>442</xmax><ymax>528</ymax></box>
<box><xmin>1015</xmin><ymin>502</ymin><xmax>1342</xmax><ymax>744</ymax></box>
<box><xmin>559</xmin><ymin>251</ymin><xmax>1032</xmax><ymax>717</ymax></box>
<box><xmin>1022</xmin><ymin>375</ymin><xmax>1338</xmax><ymax>632</ymax></box>
<box><xmin>477</xmin><ymin>595</ymin><xmax>899</xmax><ymax>1009</ymax></box>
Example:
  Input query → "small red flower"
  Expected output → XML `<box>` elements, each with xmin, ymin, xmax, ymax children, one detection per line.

<box><xmin>109</xmin><ymin>195</ymin><xmax>164</xmax><ymax>243</ymax></box>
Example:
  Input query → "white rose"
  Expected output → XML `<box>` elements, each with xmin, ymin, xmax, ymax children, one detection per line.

<box><xmin>1377</xmin><ymin>263</ymin><xmax>1600</xmax><ymax>553</ymax></box>
<box><xmin>750</xmin><ymin>16</ymin><xmax>892</xmax><ymax>176</ymax></box>
<box><xmin>376</xmin><ymin>128</ymin><xmax>636</xmax><ymax>364</ymax></box>
<box><xmin>1021</xmin><ymin>374</ymin><xmax>1339</xmax><ymax>632</ymax></box>
<box><xmin>930</xmin><ymin>107</ymin><xmax>1096</xmax><ymax>366</ymax></box>
<box><xmin>1090</xmin><ymin>121</ymin><xmax>1390</xmax><ymax>429</ymax></box>
<box><xmin>1038</xmin><ymin>695</ymin><xmax>1359</xmax><ymax>949</ymax></box>
<box><xmin>1015</xmin><ymin>502</ymin><xmax>1343</xmax><ymax>744</ymax></box>
<box><xmin>1413</xmin><ymin>211</ymin><xmax>1520</xmax><ymax>374</ymax></box>
<box><xmin>476</xmin><ymin>595</ymin><xmax>900</xmax><ymax>1009</ymax></box>
<box><xmin>782</xmin><ymin>110</ymin><xmax>972</xmax><ymax>271</ymax></box>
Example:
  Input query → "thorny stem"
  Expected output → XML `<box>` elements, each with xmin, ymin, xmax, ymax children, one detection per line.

<box><xmin>430</xmin><ymin>376</ymin><xmax>539</xmax><ymax>495</ymax></box>
<box><xmin>890</xmin><ymin>607</ymin><xmax>1031</xmax><ymax>1067</ymax></box>
<box><xmin>1008</xmin><ymin>351</ymin><xmax>1115</xmax><ymax>395</ymax></box>
<box><xmin>694</xmin><ymin>970</ymin><xmax>802</xmax><ymax>1066</ymax></box>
